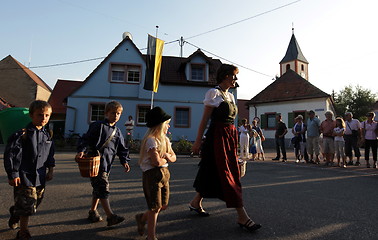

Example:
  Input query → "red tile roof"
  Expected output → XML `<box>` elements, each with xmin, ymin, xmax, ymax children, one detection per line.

<box><xmin>48</xmin><ymin>80</ymin><xmax>83</xmax><ymax>114</ymax></box>
<box><xmin>248</xmin><ymin>69</ymin><xmax>330</xmax><ymax>105</ymax></box>
<box><xmin>159</xmin><ymin>50</ymin><xmax>221</xmax><ymax>86</ymax></box>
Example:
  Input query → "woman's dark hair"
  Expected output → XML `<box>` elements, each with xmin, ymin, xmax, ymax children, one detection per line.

<box><xmin>216</xmin><ymin>64</ymin><xmax>238</xmax><ymax>84</ymax></box>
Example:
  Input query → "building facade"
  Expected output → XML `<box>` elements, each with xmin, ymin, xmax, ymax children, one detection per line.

<box><xmin>65</xmin><ymin>35</ymin><xmax>236</xmax><ymax>141</ymax></box>
<box><xmin>0</xmin><ymin>55</ymin><xmax>51</xmax><ymax>107</ymax></box>
<box><xmin>248</xmin><ymin>32</ymin><xmax>335</xmax><ymax>145</ymax></box>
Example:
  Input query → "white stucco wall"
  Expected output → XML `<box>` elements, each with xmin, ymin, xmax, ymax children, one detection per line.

<box><xmin>64</xmin><ymin>39</ymin><xmax>235</xmax><ymax>142</ymax></box>
<box><xmin>249</xmin><ymin>97</ymin><xmax>332</xmax><ymax>139</ymax></box>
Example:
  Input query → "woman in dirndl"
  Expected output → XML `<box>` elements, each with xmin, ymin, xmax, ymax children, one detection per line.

<box><xmin>189</xmin><ymin>64</ymin><xmax>261</xmax><ymax>232</ymax></box>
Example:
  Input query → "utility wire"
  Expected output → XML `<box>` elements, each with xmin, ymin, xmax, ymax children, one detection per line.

<box><xmin>30</xmin><ymin>56</ymin><xmax>105</xmax><ymax>69</ymax></box>
<box><xmin>1</xmin><ymin>1</ymin><xmax>299</xmax><ymax>74</ymax></box>
<box><xmin>0</xmin><ymin>57</ymin><xmax>106</xmax><ymax>71</ymax></box>
<box><xmin>0</xmin><ymin>40</ymin><xmax>180</xmax><ymax>71</ymax></box>
<box><xmin>185</xmin><ymin>0</ymin><xmax>302</xmax><ymax>40</ymax></box>
<box><xmin>138</xmin><ymin>39</ymin><xmax>180</xmax><ymax>52</ymax></box>
<box><xmin>185</xmin><ymin>41</ymin><xmax>273</xmax><ymax>78</ymax></box>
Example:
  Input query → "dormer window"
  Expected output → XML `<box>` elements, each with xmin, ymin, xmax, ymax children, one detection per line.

<box><xmin>190</xmin><ymin>64</ymin><xmax>206</xmax><ymax>81</ymax></box>
<box><xmin>110</xmin><ymin>63</ymin><xmax>141</xmax><ymax>83</ymax></box>
<box><xmin>286</xmin><ymin>64</ymin><xmax>290</xmax><ymax>70</ymax></box>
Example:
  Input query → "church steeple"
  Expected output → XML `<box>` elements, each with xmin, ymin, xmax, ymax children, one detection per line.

<box><xmin>279</xmin><ymin>30</ymin><xmax>309</xmax><ymax>80</ymax></box>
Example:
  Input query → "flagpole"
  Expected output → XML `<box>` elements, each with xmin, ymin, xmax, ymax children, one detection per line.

<box><xmin>150</xmin><ymin>26</ymin><xmax>159</xmax><ymax>109</ymax></box>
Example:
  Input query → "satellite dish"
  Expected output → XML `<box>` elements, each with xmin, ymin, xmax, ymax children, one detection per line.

<box><xmin>122</xmin><ymin>32</ymin><xmax>133</xmax><ymax>40</ymax></box>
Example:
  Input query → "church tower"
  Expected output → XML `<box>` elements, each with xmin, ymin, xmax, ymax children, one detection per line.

<box><xmin>279</xmin><ymin>29</ymin><xmax>309</xmax><ymax>80</ymax></box>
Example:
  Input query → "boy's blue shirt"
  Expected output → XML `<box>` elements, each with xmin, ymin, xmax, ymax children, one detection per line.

<box><xmin>3</xmin><ymin>122</ymin><xmax>55</xmax><ymax>187</ymax></box>
<box><xmin>77</xmin><ymin>119</ymin><xmax>130</xmax><ymax>173</ymax></box>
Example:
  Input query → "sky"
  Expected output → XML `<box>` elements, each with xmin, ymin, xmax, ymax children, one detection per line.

<box><xmin>2</xmin><ymin>0</ymin><xmax>378</xmax><ymax>100</ymax></box>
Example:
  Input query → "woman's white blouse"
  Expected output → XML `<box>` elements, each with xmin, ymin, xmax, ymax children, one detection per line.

<box><xmin>203</xmin><ymin>88</ymin><xmax>235</xmax><ymax>107</ymax></box>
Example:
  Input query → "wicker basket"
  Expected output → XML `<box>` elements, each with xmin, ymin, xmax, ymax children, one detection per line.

<box><xmin>75</xmin><ymin>155</ymin><xmax>100</xmax><ymax>178</ymax></box>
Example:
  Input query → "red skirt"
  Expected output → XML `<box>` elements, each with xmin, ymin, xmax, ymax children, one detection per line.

<box><xmin>193</xmin><ymin>122</ymin><xmax>243</xmax><ymax>208</ymax></box>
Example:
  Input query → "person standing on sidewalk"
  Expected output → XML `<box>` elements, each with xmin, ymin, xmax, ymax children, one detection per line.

<box><xmin>252</xmin><ymin>119</ymin><xmax>265</xmax><ymax>161</ymax></box>
<box><xmin>292</xmin><ymin>115</ymin><xmax>307</xmax><ymax>163</ymax></box>
<box><xmin>333</xmin><ymin>117</ymin><xmax>347</xmax><ymax>168</ymax></box>
<box><xmin>124</xmin><ymin>115</ymin><xmax>134</xmax><ymax>147</ymax></box>
<box><xmin>272</xmin><ymin>114</ymin><xmax>288</xmax><ymax>162</ymax></box>
<box><xmin>344</xmin><ymin>112</ymin><xmax>362</xmax><ymax>166</ymax></box>
<box><xmin>320</xmin><ymin>111</ymin><xmax>336</xmax><ymax>166</ymax></box>
<box><xmin>306</xmin><ymin>110</ymin><xmax>321</xmax><ymax>164</ymax></box>
<box><xmin>238</xmin><ymin>118</ymin><xmax>250</xmax><ymax>160</ymax></box>
<box><xmin>360</xmin><ymin>112</ymin><xmax>378</xmax><ymax>168</ymax></box>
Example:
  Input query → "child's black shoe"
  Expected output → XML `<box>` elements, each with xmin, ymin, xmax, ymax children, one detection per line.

<box><xmin>107</xmin><ymin>214</ymin><xmax>125</xmax><ymax>226</ymax></box>
<box><xmin>15</xmin><ymin>230</ymin><xmax>31</xmax><ymax>240</ymax></box>
<box><xmin>8</xmin><ymin>206</ymin><xmax>20</xmax><ymax>229</ymax></box>
<box><xmin>87</xmin><ymin>210</ymin><xmax>103</xmax><ymax>223</ymax></box>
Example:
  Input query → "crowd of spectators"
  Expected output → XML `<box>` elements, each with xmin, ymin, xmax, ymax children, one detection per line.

<box><xmin>288</xmin><ymin>110</ymin><xmax>378</xmax><ymax>168</ymax></box>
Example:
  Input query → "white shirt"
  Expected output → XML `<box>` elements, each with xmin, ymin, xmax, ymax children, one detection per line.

<box><xmin>361</xmin><ymin>121</ymin><xmax>378</xmax><ymax>140</ymax></box>
<box><xmin>333</xmin><ymin>127</ymin><xmax>345</xmax><ymax>142</ymax></box>
<box><xmin>125</xmin><ymin>119</ymin><xmax>134</xmax><ymax>130</ymax></box>
<box><xmin>203</xmin><ymin>88</ymin><xmax>235</xmax><ymax>107</ymax></box>
<box><xmin>345</xmin><ymin>119</ymin><xmax>361</xmax><ymax>135</ymax></box>
<box><xmin>239</xmin><ymin>125</ymin><xmax>249</xmax><ymax>135</ymax></box>
<box><xmin>139</xmin><ymin>137</ymin><xmax>169</xmax><ymax>172</ymax></box>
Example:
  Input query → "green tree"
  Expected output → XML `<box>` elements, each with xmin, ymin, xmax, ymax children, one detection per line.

<box><xmin>334</xmin><ymin>85</ymin><xmax>377</xmax><ymax>121</ymax></box>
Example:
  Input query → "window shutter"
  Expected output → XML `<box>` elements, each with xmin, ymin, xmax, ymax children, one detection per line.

<box><xmin>261</xmin><ymin>114</ymin><xmax>267</xmax><ymax>129</ymax></box>
<box><xmin>288</xmin><ymin>112</ymin><xmax>294</xmax><ymax>128</ymax></box>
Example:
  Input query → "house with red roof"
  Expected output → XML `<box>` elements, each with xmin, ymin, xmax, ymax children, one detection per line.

<box><xmin>65</xmin><ymin>34</ymin><xmax>236</xmax><ymax>141</ymax></box>
<box><xmin>247</xmin><ymin>32</ymin><xmax>335</xmax><ymax>142</ymax></box>
<box><xmin>48</xmin><ymin>79</ymin><xmax>83</xmax><ymax>138</ymax></box>
<box><xmin>0</xmin><ymin>55</ymin><xmax>52</xmax><ymax>107</ymax></box>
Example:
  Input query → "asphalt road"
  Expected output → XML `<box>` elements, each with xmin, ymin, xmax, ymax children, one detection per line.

<box><xmin>1</xmin><ymin>148</ymin><xmax>378</xmax><ymax>240</ymax></box>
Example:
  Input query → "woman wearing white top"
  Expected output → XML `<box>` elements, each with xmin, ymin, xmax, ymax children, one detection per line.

<box><xmin>238</xmin><ymin>119</ymin><xmax>250</xmax><ymax>160</ymax></box>
<box><xmin>333</xmin><ymin>117</ymin><xmax>346</xmax><ymax>168</ymax></box>
<box><xmin>189</xmin><ymin>64</ymin><xmax>261</xmax><ymax>232</ymax></box>
<box><xmin>361</xmin><ymin>112</ymin><xmax>378</xmax><ymax>168</ymax></box>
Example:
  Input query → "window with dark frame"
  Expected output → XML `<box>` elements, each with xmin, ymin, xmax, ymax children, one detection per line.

<box><xmin>191</xmin><ymin>64</ymin><xmax>205</xmax><ymax>81</ymax></box>
<box><xmin>127</xmin><ymin>66</ymin><xmax>141</xmax><ymax>83</ymax></box>
<box><xmin>175</xmin><ymin>107</ymin><xmax>190</xmax><ymax>128</ymax></box>
<box><xmin>90</xmin><ymin>104</ymin><xmax>105</xmax><ymax>122</ymax></box>
<box><xmin>137</xmin><ymin>106</ymin><xmax>150</xmax><ymax>125</ymax></box>
<box><xmin>110</xmin><ymin>64</ymin><xmax>141</xmax><ymax>83</ymax></box>
<box><xmin>267</xmin><ymin>114</ymin><xmax>276</xmax><ymax>129</ymax></box>
<box><xmin>111</xmin><ymin>65</ymin><xmax>125</xmax><ymax>82</ymax></box>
